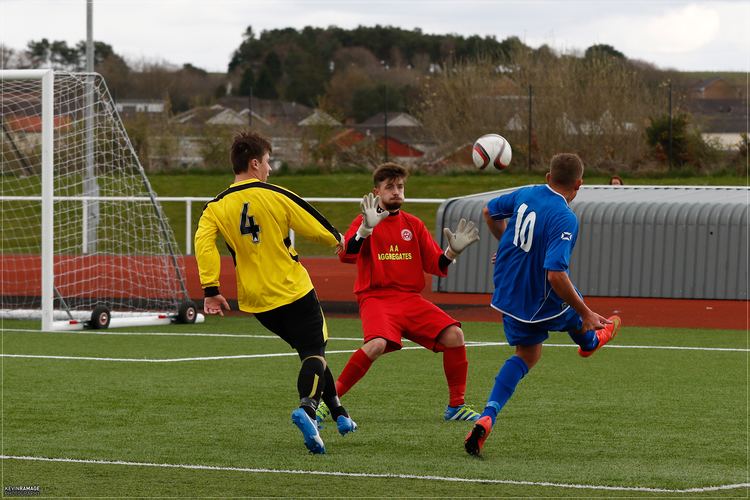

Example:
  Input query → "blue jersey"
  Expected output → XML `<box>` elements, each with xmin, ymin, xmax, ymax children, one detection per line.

<box><xmin>487</xmin><ymin>184</ymin><xmax>579</xmax><ymax>322</ymax></box>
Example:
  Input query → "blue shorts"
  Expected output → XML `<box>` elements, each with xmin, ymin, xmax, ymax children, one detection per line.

<box><xmin>502</xmin><ymin>307</ymin><xmax>583</xmax><ymax>346</ymax></box>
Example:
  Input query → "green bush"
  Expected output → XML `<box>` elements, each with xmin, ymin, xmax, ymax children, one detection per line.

<box><xmin>198</xmin><ymin>126</ymin><xmax>235</xmax><ymax>170</ymax></box>
<box><xmin>645</xmin><ymin>114</ymin><xmax>720</xmax><ymax>170</ymax></box>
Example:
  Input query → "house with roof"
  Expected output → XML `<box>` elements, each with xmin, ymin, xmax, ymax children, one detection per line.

<box><xmin>298</xmin><ymin>110</ymin><xmax>341</xmax><ymax>127</ymax></box>
<box><xmin>687</xmin><ymin>79</ymin><xmax>747</xmax><ymax>150</ymax></box>
<box><xmin>690</xmin><ymin>78</ymin><xmax>742</xmax><ymax>100</ymax></box>
<box><xmin>352</xmin><ymin>112</ymin><xmax>436</xmax><ymax>162</ymax></box>
<box><xmin>217</xmin><ymin>96</ymin><xmax>313</xmax><ymax>128</ymax></box>
<box><xmin>115</xmin><ymin>99</ymin><xmax>165</xmax><ymax>116</ymax></box>
<box><xmin>169</xmin><ymin>101</ymin><xmax>350</xmax><ymax>167</ymax></box>
<box><xmin>688</xmin><ymin>98</ymin><xmax>747</xmax><ymax>150</ymax></box>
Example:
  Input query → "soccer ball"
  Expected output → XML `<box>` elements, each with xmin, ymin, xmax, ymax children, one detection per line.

<box><xmin>472</xmin><ymin>133</ymin><xmax>512</xmax><ymax>171</ymax></box>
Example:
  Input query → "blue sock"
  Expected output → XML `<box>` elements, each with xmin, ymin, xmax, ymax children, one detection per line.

<box><xmin>569</xmin><ymin>330</ymin><xmax>599</xmax><ymax>351</ymax></box>
<box><xmin>481</xmin><ymin>355</ymin><xmax>529</xmax><ymax>425</ymax></box>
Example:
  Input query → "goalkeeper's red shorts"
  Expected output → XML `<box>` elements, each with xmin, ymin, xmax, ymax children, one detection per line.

<box><xmin>357</xmin><ymin>290</ymin><xmax>460</xmax><ymax>352</ymax></box>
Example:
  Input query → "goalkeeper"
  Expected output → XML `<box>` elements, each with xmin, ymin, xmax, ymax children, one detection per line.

<box><xmin>317</xmin><ymin>162</ymin><xmax>482</xmax><ymax>425</ymax></box>
<box><xmin>195</xmin><ymin>131</ymin><xmax>356</xmax><ymax>455</ymax></box>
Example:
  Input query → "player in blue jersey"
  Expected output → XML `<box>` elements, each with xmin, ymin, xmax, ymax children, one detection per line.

<box><xmin>464</xmin><ymin>153</ymin><xmax>621</xmax><ymax>456</ymax></box>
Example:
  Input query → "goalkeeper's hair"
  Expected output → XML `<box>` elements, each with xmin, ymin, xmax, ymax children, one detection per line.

<box><xmin>549</xmin><ymin>153</ymin><xmax>584</xmax><ymax>188</ymax></box>
<box><xmin>373</xmin><ymin>162</ymin><xmax>408</xmax><ymax>186</ymax></box>
<box><xmin>231</xmin><ymin>130</ymin><xmax>272</xmax><ymax>174</ymax></box>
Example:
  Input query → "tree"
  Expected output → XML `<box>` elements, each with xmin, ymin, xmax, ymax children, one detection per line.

<box><xmin>332</xmin><ymin>47</ymin><xmax>380</xmax><ymax>71</ymax></box>
<box><xmin>226</xmin><ymin>26</ymin><xmax>536</xmax><ymax>107</ymax></box>
<box><xmin>254</xmin><ymin>68</ymin><xmax>277</xmax><ymax>99</ymax></box>
<box><xmin>74</xmin><ymin>40</ymin><xmax>124</xmax><ymax>68</ymax></box>
<box><xmin>281</xmin><ymin>47</ymin><xmax>327</xmax><ymax>105</ymax></box>
<box><xmin>264</xmin><ymin>51</ymin><xmax>282</xmax><ymax>80</ymax></box>
<box><xmin>25</xmin><ymin>39</ymin><xmax>78</xmax><ymax>69</ymax></box>
<box><xmin>0</xmin><ymin>44</ymin><xmax>26</xmax><ymax>69</ymax></box>
<box><xmin>585</xmin><ymin>44</ymin><xmax>625</xmax><ymax>60</ymax></box>
<box><xmin>21</xmin><ymin>39</ymin><xmax>130</xmax><ymax>74</ymax></box>
<box><xmin>253</xmin><ymin>52</ymin><xmax>281</xmax><ymax>98</ymax></box>
<box><xmin>181</xmin><ymin>63</ymin><xmax>208</xmax><ymax>76</ymax></box>
<box><xmin>238</xmin><ymin>67</ymin><xmax>255</xmax><ymax>96</ymax></box>
<box><xmin>320</xmin><ymin>65</ymin><xmax>373</xmax><ymax>118</ymax></box>
<box><xmin>351</xmin><ymin>84</ymin><xmax>406</xmax><ymax>122</ymax></box>
<box><xmin>645</xmin><ymin>113</ymin><xmax>717</xmax><ymax>167</ymax></box>
<box><xmin>417</xmin><ymin>50</ymin><xmax>663</xmax><ymax>171</ymax></box>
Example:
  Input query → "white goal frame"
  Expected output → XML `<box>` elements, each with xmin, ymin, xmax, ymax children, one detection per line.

<box><xmin>1</xmin><ymin>69</ymin><xmax>203</xmax><ymax>331</ymax></box>
<box><xmin>4</xmin><ymin>70</ymin><xmax>56</xmax><ymax>330</ymax></box>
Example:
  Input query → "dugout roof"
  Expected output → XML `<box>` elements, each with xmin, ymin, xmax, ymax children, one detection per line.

<box><xmin>434</xmin><ymin>185</ymin><xmax>748</xmax><ymax>300</ymax></box>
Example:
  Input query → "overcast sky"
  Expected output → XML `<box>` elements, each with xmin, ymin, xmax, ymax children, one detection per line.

<box><xmin>1</xmin><ymin>0</ymin><xmax>748</xmax><ymax>73</ymax></box>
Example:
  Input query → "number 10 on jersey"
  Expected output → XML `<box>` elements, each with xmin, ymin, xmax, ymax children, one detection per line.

<box><xmin>513</xmin><ymin>203</ymin><xmax>535</xmax><ymax>252</ymax></box>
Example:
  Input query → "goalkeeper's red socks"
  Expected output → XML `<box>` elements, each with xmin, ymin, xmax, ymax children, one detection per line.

<box><xmin>335</xmin><ymin>348</ymin><xmax>373</xmax><ymax>397</ymax></box>
<box><xmin>443</xmin><ymin>345</ymin><xmax>469</xmax><ymax>407</ymax></box>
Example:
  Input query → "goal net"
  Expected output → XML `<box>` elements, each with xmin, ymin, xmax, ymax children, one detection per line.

<box><xmin>1</xmin><ymin>70</ymin><xmax>197</xmax><ymax>330</ymax></box>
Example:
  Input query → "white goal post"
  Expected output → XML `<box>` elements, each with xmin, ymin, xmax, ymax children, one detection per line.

<box><xmin>1</xmin><ymin>69</ymin><xmax>203</xmax><ymax>330</ymax></box>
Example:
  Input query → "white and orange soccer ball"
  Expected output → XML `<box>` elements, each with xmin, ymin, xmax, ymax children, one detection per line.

<box><xmin>472</xmin><ymin>133</ymin><xmax>512</xmax><ymax>171</ymax></box>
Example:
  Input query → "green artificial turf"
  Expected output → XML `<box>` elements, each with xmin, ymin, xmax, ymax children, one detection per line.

<box><xmin>1</xmin><ymin>317</ymin><xmax>747</xmax><ymax>497</ymax></box>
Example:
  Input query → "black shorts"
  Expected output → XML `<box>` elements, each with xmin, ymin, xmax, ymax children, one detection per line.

<box><xmin>255</xmin><ymin>289</ymin><xmax>327</xmax><ymax>358</ymax></box>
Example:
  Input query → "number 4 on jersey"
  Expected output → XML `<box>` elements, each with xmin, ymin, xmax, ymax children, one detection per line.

<box><xmin>240</xmin><ymin>203</ymin><xmax>261</xmax><ymax>243</ymax></box>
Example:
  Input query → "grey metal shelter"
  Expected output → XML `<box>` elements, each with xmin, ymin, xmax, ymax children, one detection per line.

<box><xmin>434</xmin><ymin>185</ymin><xmax>748</xmax><ymax>300</ymax></box>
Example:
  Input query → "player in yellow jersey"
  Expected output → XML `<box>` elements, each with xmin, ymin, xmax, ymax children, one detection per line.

<box><xmin>194</xmin><ymin>131</ymin><xmax>356</xmax><ymax>454</ymax></box>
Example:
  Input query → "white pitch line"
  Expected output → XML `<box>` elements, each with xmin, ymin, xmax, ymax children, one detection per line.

<box><xmin>526</xmin><ymin>342</ymin><xmax>749</xmax><ymax>353</ymax></box>
<box><xmin>85</xmin><ymin>331</ymin><xmax>368</xmax><ymax>342</ymax></box>
<box><xmin>2</xmin><ymin>329</ymin><xmax>366</xmax><ymax>342</ymax></box>
<box><xmin>1</xmin><ymin>341</ymin><xmax>746</xmax><ymax>363</ymax></box>
<box><xmin>1</xmin><ymin>455</ymin><xmax>747</xmax><ymax>494</ymax></box>
<box><xmin>4</xmin><ymin>329</ymin><xmax>746</xmax><ymax>353</ymax></box>
<box><xmin>0</xmin><ymin>346</ymin><xmax>434</xmax><ymax>363</ymax></box>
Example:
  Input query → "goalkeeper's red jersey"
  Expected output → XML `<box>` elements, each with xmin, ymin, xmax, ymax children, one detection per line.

<box><xmin>340</xmin><ymin>210</ymin><xmax>447</xmax><ymax>296</ymax></box>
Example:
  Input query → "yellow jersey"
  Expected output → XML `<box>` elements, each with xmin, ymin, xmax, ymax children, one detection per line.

<box><xmin>195</xmin><ymin>178</ymin><xmax>341</xmax><ymax>313</ymax></box>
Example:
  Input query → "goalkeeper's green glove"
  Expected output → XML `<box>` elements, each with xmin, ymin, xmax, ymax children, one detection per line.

<box><xmin>443</xmin><ymin>218</ymin><xmax>480</xmax><ymax>260</ymax></box>
<box><xmin>356</xmin><ymin>192</ymin><xmax>389</xmax><ymax>238</ymax></box>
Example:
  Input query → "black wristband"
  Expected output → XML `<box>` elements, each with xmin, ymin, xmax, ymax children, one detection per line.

<box><xmin>346</xmin><ymin>235</ymin><xmax>365</xmax><ymax>254</ymax></box>
<box><xmin>438</xmin><ymin>254</ymin><xmax>453</xmax><ymax>271</ymax></box>
<box><xmin>204</xmin><ymin>286</ymin><xmax>220</xmax><ymax>297</ymax></box>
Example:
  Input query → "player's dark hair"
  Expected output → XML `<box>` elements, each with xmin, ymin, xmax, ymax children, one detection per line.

<box><xmin>549</xmin><ymin>153</ymin><xmax>584</xmax><ymax>187</ymax></box>
<box><xmin>609</xmin><ymin>175</ymin><xmax>624</xmax><ymax>185</ymax></box>
<box><xmin>373</xmin><ymin>162</ymin><xmax>408</xmax><ymax>186</ymax></box>
<box><xmin>231</xmin><ymin>131</ymin><xmax>272</xmax><ymax>174</ymax></box>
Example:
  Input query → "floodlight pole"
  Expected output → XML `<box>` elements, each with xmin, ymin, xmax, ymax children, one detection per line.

<box><xmin>248</xmin><ymin>85</ymin><xmax>253</xmax><ymax>127</ymax></box>
<box><xmin>668</xmin><ymin>80</ymin><xmax>673</xmax><ymax>171</ymax></box>
<box><xmin>383</xmin><ymin>85</ymin><xmax>388</xmax><ymax>162</ymax></box>
<box><xmin>83</xmin><ymin>0</ymin><xmax>99</xmax><ymax>253</ymax></box>
<box><xmin>527</xmin><ymin>84</ymin><xmax>532</xmax><ymax>171</ymax></box>
<box><xmin>86</xmin><ymin>0</ymin><xmax>94</xmax><ymax>72</ymax></box>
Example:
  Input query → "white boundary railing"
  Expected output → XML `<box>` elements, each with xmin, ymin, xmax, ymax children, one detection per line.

<box><xmin>5</xmin><ymin>186</ymin><xmax>747</xmax><ymax>255</ymax></box>
<box><xmin>2</xmin><ymin>196</ymin><xmax>447</xmax><ymax>255</ymax></box>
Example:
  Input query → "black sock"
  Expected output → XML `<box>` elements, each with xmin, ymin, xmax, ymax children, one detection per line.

<box><xmin>321</xmin><ymin>365</ymin><xmax>349</xmax><ymax>420</ymax></box>
<box><xmin>298</xmin><ymin>356</ymin><xmax>325</xmax><ymax>418</ymax></box>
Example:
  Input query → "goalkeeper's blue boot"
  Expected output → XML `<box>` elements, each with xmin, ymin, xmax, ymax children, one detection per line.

<box><xmin>444</xmin><ymin>403</ymin><xmax>481</xmax><ymax>422</ymax></box>
<box><xmin>291</xmin><ymin>407</ymin><xmax>326</xmax><ymax>454</ymax></box>
<box><xmin>316</xmin><ymin>401</ymin><xmax>331</xmax><ymax>429</ymax></box>
<box><xmin>336</xmin><ymin>415</ymin><xmax>358</xmax><ymax>436</ymax></box>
